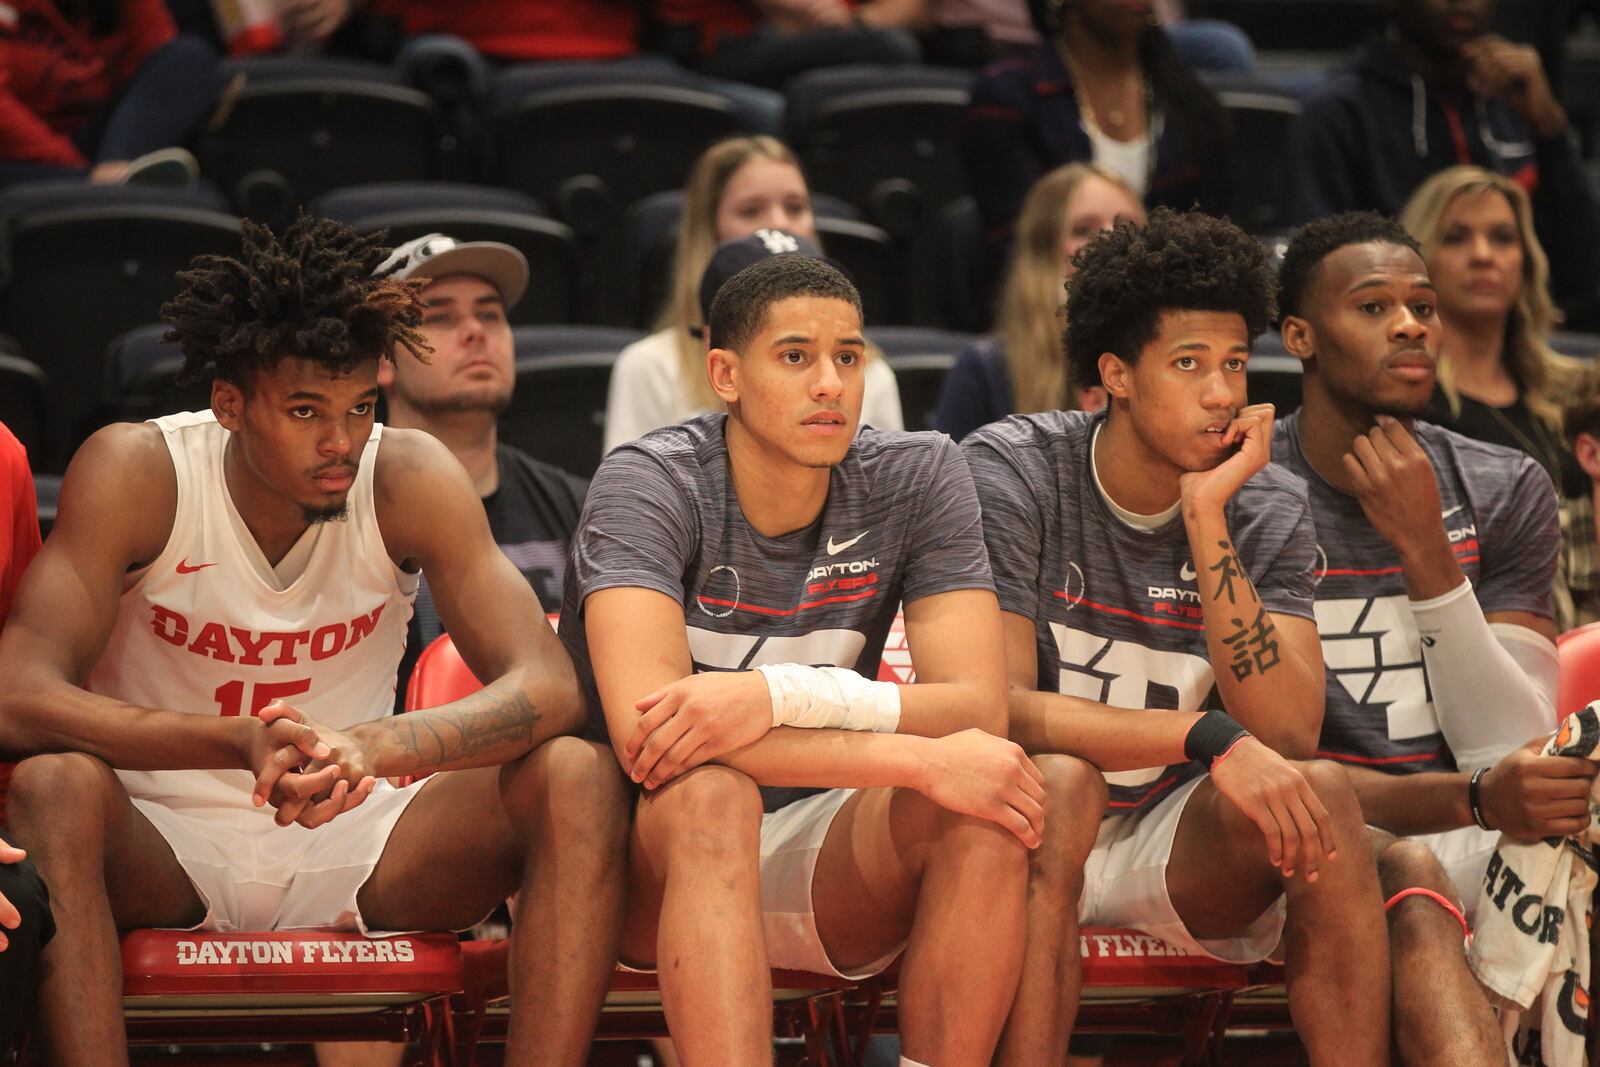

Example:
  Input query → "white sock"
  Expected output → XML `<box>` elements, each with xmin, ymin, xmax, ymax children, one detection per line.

<box><xmin>900</xmin><ymin>1058</ymin><xmax>932</xmax><ymax>1067</ymax></box>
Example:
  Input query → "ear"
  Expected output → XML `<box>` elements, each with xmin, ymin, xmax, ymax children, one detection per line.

<box><xmin>1097</xmin><ymin>352</ymin><xmax>1132</xmax><ymax>402</ymax></box>
<box><xmin>211</xmin><ymin>378</ymin><xmax>245</xmax><ymax>431</ymax></box>
<box><xmin>1575</xmin><ymin>432</ymin><xmax>1600</xmax><ymax>483</ymax></box>
<box><xmin>1279</xmin><ymin>315</ymin><xmax>1315</xmax><ymax>365</ymax></box>
<box><xmin>707</xmin><ymin>346</ymin><xmax>740</xmax><ymax>405</ymax></box>
<box><xmin>1076</xmin><ymin>384</ymin><xmax>1108</xmax><ymax>413</ymax></box>
<box><xmin>376</xmin><ymin>358</ymin><xmax>396</xmax><ymax>392</ymax></box>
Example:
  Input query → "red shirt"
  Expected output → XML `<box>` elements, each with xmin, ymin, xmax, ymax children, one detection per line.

<box><xmin>0</xmin><ymin>422</ymin><xmax>42</xmax><ymax>822</ymax></box>
<box><xmin>366</xmin><ymin>0</ymin><xmax>637</xmax><ymax>61</ymax></box>
<box><xmin>656</xmin><ymin>0</ymin><xmax>861</xmax><ymax>57</ymax></box>
<box><xmin>0</xmin><ymin>0</ymin><xmax>175</xmax><ymax>167</ymax></box>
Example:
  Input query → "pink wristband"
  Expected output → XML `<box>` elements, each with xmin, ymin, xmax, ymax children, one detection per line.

<box><xmin>1385</xmin><ymin>887</ymin><xmax>1471</xmax><ymax>942</ymax></box>
<box><xmin>1210</xmin><ymin>734</ymin><xmax>1251</xmax><ymax>770</ymax></box>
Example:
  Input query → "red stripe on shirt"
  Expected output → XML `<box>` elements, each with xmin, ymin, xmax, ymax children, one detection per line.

<box><xmin>1052</xmin><ymin>592</ymin><xmax>1208</xmax><ymax>631</ymax></box>
<box><xmin>694</xmin><ymin>588</ymin><xmax>880</xmax><ymax>618</ymax></box>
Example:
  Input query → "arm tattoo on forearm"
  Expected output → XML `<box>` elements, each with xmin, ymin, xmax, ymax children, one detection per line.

<box><xmin>1219</xmin><ymin>605</ymin><xmax>1282</xmax><ymax>682</ymax></box>
<box><xmin>379</xmin><ymin>684</ymin><xmax>540</xmax><ymax>770</ymax></box>
<box><xmin>1207</xmin><ymin>540</ymin><xmax>1259</xmax><ymax>606</ymax></box>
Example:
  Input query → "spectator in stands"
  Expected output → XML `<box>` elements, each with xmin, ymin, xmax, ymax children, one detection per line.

<box><xmin>1556</xmin><ymin>372</ymin><xmax>1600</xmax><ymax>631</ymax></box>
<box><xmin>605</xmin><ymin>136</ymin><xmax>903</xmax><ymax>452</ymax></box>
<box><xmin>1278</xmin><ymin>0</ymin><xmax>1600</xmax><ymax>314</ymax></box>
<box><xmin>961</xmin><ymin>0</ymin><xmax>1229</xmax><ymax>294</ymax></box>
<box><xmin>362</xmin><ymin>0</ymin><xmax>639</xmax><ymax>61</ymax></box>
<box><xmin>0</xmin><ymin>0</ymin><xmax>219</xmax><ymax>188</ymax></box>
<box><xmin>1401</xmin><ymin>166</ymin><xmax>1584</xmax><ymax>499</ymax></box>
<box><xmin>934</xmin><ymin>162</ymin><xmax>1140</xmax><ymax>441</ymax></box>
<box><xmin>0</xmin><ymin>421</ymin><xmax>54</xmax><ymax>1050</ymax></box>
<box><xmin>373</xmin><ymin>233</ymin><xmax>588</xmax><ymax>704</ymax></box>
<box><xmin>1273</xmin><ymin>211</ymin><xmax>1569</xmax><ymax>1064</ymax></box>
<box><xmin>653</xmin><ymin>0</ymin><xmax>924</xmax><ymax>89</ymax></box>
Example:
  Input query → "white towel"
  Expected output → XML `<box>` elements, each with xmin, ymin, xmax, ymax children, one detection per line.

<box><xmin>1468</xmin><ymin>705</ymin><xmax>1600</xmax><ymax>1066</ymax></box>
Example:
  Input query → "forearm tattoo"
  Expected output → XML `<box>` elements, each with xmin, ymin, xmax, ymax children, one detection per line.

<box><xmin>1206</xmin><ymin>540</ymin><xmax>1278</xmax><ymax>681</ymax></box>
<box><xmin>377</xmin><ymin>684</ymin><xmax>540</xmax><ymax>770</ymax></box>
<box><xmin>1208</xmin><ymin>540</ymin><xmax>1259</xmax><ymax>606</ymax></box>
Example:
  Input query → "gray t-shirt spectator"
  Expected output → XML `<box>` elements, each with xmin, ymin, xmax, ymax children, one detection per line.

<box><xmin>964</xmin><ymin>408</ymin><xmax>1319</xmax><ymax>815</ymax></box>
<box><xmin>560</xmin><ymin>413</ymin><xmax>996</xmax><ymax>812</ymax></box>
<box><xmin>1272</xmin><ymin>412</ymin><xmax>1559</xmax><ymax>774</ymax></box>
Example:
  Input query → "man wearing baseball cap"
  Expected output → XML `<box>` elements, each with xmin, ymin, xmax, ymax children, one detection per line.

<box><xmin>375</xmin><ymin>233</ymin><xmax>589</xmax><ymax>701</ymax></box>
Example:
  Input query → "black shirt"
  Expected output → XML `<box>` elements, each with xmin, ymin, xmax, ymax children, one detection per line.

<box><xmin>394</xmin><ymin>443</ymin><xmax>587</xmax><ymax>709</ymax></box>
<box><xmin>1425</xmin><ymin>390</ymin><xmax>1581</xmax><ymax>500</ymax></box>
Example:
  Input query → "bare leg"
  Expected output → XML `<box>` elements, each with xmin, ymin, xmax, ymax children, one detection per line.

<box><xmin>995</xmin><ymin>755</ymin><xmax>1107</xmax><ymax>1067</ymax></box>
<box><xmin>619</xmin><ymin>765</ymin><xmax>771</xmax><ymax>1067</ymax></box>
<box><xmin>5</xmin><ymin>753</ymin><xmax>205</xmax><ymax>1067</ymax></box>
<box><xmin>812</xmin><ymin>786</ymin><xmax>1031</xmax><ymax>1067</ymax></box>
<box><xmin>1375</xmin><ymin>837</ymin><xmax>1503</xmax><ymax>1066</ymax></box>
<box><xmin>358</xmin><ymin>737</ymin><xmax>630</xmax><ymax>1067</ymax></box>
<box><xmin>1166</xmin><ymin>762</ymin><xmax>1390</xmax><ymax>1067</ymax></box>
<box><xmin>313</xmin><ymin>1042</ymin><xmax>405</xmax><ymax>1067</ymax></box>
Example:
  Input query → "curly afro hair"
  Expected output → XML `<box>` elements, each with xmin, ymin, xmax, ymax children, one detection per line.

<box><xmin>1277</xmin><ymin>212</ymin><xmax>1420</xmax><ymax>320</ymax></box>
<box><xmin>1065</xmin><ymin>207</ymin><xmax>1275</xmax><ymax>390</ymax></box>
<box><xmin>162</xmin><ymin>214</ymin><xmax>430</xmax><ymax>392</ymax></box>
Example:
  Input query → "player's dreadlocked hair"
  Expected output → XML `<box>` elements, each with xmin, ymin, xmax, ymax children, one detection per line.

<box><xmin>1277</xmin><ymin>211</ymin><xmax>1420</xmax><ymax>320</ymax></box>
<box><xmin>1065</xmin><ymin>207</ymin><xmax>1275</xmax><ymax>390</ymax></box>
<box><xmin>162</xmin><ymin>214</ymin><xmax>430</xmax><ymax>391</ymax></box>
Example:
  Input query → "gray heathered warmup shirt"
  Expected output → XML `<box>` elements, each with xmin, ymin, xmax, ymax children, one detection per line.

<box><xmin>1272</xmin><ymin>412</ymin><xmax>1558</xmax><ymax>773</ymax></box>
<box><xmin>560</xmin><ymin>413</ymin><xmax>996</xmax><ymax>812</ymax></box>
<box><xmin>964</xmin><ymin>408</ymin><xmax>1319</xmax><ymax>816</ymax></box>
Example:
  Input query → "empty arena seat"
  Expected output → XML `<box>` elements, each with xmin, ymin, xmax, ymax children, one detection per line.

<box><xmin>1247</xmin><ymin>333</ymin><xmax>1304</xmax><ymax>415</ymax></box>
<box><xmin>492</xmin><ymin>72</ymin><xmax>742</xmax><ymax>240</ymax></box>
<box><xmin>310</xmin><ymin>182</ymin><xmax>582</xmax><ymax>325</ymax></box>
<box><xmin>0</xmin><ymin>190</ymin><xmax>242</xmax><ymax>471</ymax></box>
<box><xmin>0</xmin><ymin>344</ymin><xmax>48</xmax><ymax>465</ymax></box>
<box><xmin>120</xmin><ymin>929</ymin><xmax>462</xmax><ymax>1057</ymax></box>
<box><xmin>785</xmin><ymin>66</ymin><xmax>974</xmax><ymax>241</ymax></box>
<box><xmin>1552</xmin><ymin>330</ymin><xmax>1600</xmax><ymax>361</ymax></box>
<box><xmin>198</xmin><ymin>59</ymin><xmax>447</xmax><ymax>226</ymax></box>
<box><xmin>503</xmin><ymin>351</ymin><xmax>617</xmax><ymax>480</ymax></box>
<box><xmin>1210</xmin><ymin>83</ymin><xmax>1302</xmax><ymax>234</ymax></box>
<box><xmin>922</xmin><ymin>196</ymin><xmax>987</xmax><ymax>333</ymax></box>
<box><xmin>868</xmin><ymin>328</ymin><xmax>973</xmax><ymax>432</ymax></box>
<box><xmin>104</xmin><ymin>325</ymin><xmax>211</xmax><ymax>425</ymax></box>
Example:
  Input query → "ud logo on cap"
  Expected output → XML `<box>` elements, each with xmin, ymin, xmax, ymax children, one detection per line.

<box><xmin>755</xmin><ymin>229</ymin><xmax>801</xmax><ymax>255</ymax></box>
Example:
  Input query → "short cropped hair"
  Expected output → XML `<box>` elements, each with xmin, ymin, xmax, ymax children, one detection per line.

<box><xmin>1564</xmin><ymin>366</ymin><xmax>1600</xmax><ymax>444</ymax></box>
<box><xmin>707</xmin><ymin>254</ymin><xmax>862</xmax><ymax>355</ymax></box>
<box><xmin>1277</xmin><ymin>211</ymin><xmax>1421</xmax><ymax>320</ymax></box>
<box><xmin>1065</xmin><ymin>207</ymin><xmax>1275</xmax><ymax>390</ymax></box>
<box><xmin>162</xmin><ymin>214</ymin><xmax>430</xmax><ymax>392</ymax></box>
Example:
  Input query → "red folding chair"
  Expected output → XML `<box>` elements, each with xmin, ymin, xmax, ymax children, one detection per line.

<box><xmin>1558</xmin><ymin>622</ymin><xmax>1600</xmax><ymax>716</ymax></box>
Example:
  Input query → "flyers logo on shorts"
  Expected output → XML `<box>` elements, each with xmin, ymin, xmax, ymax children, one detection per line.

<box><xmin>1314</xmin><ymin>595</ymin><xmax>1437</xmax><ymax>741</ymax></box>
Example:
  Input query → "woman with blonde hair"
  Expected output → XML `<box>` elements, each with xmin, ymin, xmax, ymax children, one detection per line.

<box><xmin>604</xmin><ymin>135</ymin><xmax>903</xmax><ymax>451</ymax></box>
<box><xmin>1402</xmin><ymin>165</ymin><xmax>1585</xmax><ymax>497</ymax></box>
<box><xmin>934</xmin><ymin>162</ymin><xmax>1143</xmax><ymax>441</ymax></box>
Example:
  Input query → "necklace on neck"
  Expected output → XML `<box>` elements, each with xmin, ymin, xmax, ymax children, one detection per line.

<box><xmin>1058</xmin><ymin>39</ymin><xmax>1148</xmax><ymax>137</ymax></box>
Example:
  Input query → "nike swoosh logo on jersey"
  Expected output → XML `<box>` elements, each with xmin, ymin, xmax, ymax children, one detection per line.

<box><xmin>1180</xmin><ymin>561</ymin><xmax>1197</xmax><ymax>582</ymax></box>
<box><xmin>1441</xmin><ymin>504</ymin><xmax>1464</xmax><ymax>519</ymax></box>
<box><xmin>176</xmin><ymin>559</ymin><xmax>217</xmax><ymax>574</ymax></box>
<box><xmin>827</xmin><ymin>531</ymin><xmax>869</xmax><ymax>555</ymax></box>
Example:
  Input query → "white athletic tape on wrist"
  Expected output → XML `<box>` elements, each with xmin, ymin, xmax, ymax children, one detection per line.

<box><xmin>756</xmin><ymin>663</ymin><xmax>902</xmax><ymax>733</ymax></box>
<box><xmin>1411</xmin><ymin>576</ymin><xmax>1557</xmax><ymax>771</ymax></box>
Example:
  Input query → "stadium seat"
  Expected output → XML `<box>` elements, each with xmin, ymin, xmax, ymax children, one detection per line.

<box><xmin>1552</xmin><ymin>330</ymin><xmax>1600</xmax><ymax>361</ymax></box>
<box><xmin>1558</xmin><ymin>622</ymin><xmax>1600</xmax><ymax>715</ymax></box>
<box><xmin>119</xmin><ymin>929</ymin><xmax>463</xmax><ymax>1063</ymax></box>
<box><xmin>868</xmin><ymin>328</ymin><xmax>974</xmax><ymax>432</ymax></box>
<box><xmin>502</xmin><ymin>351</ymin><xmax>617</xmax><ymax>480</ymax></box>
<box><xmin>310</xmin><ymin>182</ymin><xmax>582</xmax><ymax>325</ymax></box>
<box><xmin>620</xmin><ymin>190</ymin><xmax>898</xmax><ymax>329</ymax></box>
<box><xmin>922</xmin><ymin>196</ymin><xmax>987</xmax><ymax>333</ymax></box>
<box><xmin>198</xmin><ymin>58</ymin><xmax>448</xmax><ymax>227</ymax></box>
<box><xmin>784</xmin><ymin>66</ymin><xmax>974</xmax><ymax>241</ymax></box>
<box><xmin>512</xmin><ymin>324</ymin><xmax>642</xmax><ymax>364</ymax></box>
<box><xmin>1211</xmin><ymin>84</ymin><xmax>1302</xmax><ymax>234</ymax></box>
<box><xmin>104</xmin><ymin>325</ymin><xmax>211</xmax><ymax>425</ymax></box>
<box><xmin>0</xmin><ymin>342</ymin><xmax>48</xmax><ymax>465</ymax></box>
<box><xmin>492</xmin><ymin>71</ymin><xmax>743</xmax><ymax>240</ymax></box>
<box><xmin>0</xmin><ymin>188</ymin><xmax>243</xmax><ymax>471</ymax></box>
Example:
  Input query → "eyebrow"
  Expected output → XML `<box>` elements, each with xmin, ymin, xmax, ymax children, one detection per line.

<box><xmin>422</xmin><ymin>294</ymin><xmax>504</xmax><ymax>308</ymax></box>
<box><xmin>1171</xmin><ymin>341</ymin><xmax>1249</xmax><ymax>353</ymax></box>
<box><xmin>1348</xmin><ymin>277</ymin><xmax>1437</xmax><ymax>294</ymax></box>
<box><xmin>771</xmin><ymin>334</ymin><xmax>865</xmax><ymax>347</ymax></box>
<box><xmin>285</xmin><ymin>388</ymin><xmax>380</xmax><ymax>403</ymax></box>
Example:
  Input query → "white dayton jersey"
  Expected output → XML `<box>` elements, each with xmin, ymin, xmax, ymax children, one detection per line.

<box><xmin>85</xmin><ymin>411</ymin><xmax>418</xmax><ymax>826</ymax></box>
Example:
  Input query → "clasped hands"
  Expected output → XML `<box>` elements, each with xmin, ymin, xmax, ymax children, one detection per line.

<box><xmin>244</xmin><ymin>702</ymin><xmax>378</xmax><ymax>829</ymax></box>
